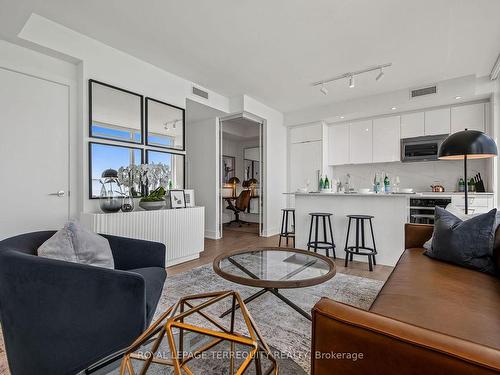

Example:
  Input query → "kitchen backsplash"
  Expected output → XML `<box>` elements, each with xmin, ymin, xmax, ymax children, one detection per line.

<box><xmin>329</xmin><ymin>159</ymin><xmax>489</xmax><ymax>192</ymax></box>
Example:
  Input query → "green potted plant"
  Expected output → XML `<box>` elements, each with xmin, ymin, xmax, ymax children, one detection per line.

<box><xmin>139</xmin><ymin>186</ymin><xmax>167</xmax><ymax>211</ymax></box>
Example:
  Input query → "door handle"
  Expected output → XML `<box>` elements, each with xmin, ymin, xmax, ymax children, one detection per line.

<box><xmin>48</xmin><ymin>190</ymin><xmax>65</xmax><ymax>197</ymax></box>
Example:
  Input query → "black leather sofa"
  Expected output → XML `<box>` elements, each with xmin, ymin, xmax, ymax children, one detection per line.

<box><xmin>0</xmin><ymin>231</ymin><xmax>167</xmax><ymax>375</ymax></box>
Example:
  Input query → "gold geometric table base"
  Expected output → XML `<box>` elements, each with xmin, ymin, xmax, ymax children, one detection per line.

<box><xmin>119</xmin><ymin>290</ymin><xmax>278</xmax><ymax>375</ymax></box>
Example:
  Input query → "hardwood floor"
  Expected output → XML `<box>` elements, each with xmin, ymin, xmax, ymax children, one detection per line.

<box><xmin>168</xmin><ymin>224</ymin><xmax>394</xmax><ymax>281</ymax></box>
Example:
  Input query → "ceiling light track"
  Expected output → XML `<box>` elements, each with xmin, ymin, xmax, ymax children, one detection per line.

<box><xmin>311</xmin><ymin>63</ymin><xmax>392</xmax><ymax>92</ymax></box>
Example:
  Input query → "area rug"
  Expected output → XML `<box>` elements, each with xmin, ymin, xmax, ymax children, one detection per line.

<box><xmin>151</xmin><ymin>263</ymin><xmax>384</xmax><ymax>373</ymax></box>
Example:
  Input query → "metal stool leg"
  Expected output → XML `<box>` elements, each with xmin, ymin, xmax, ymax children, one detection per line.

<box><xmin>369</xmin><ymin>218</ymin><xmax>377</xmax><ymax>265</ymax></box>
<box><xmin>313</xmin><ymin>216</ymin><xmax>320</xmax><ymax>253</ymax></box>
<box><xmin>307</xmin><ymin>216</ymin><xmax>314</xmax><ymax>251</ymax></box>
<box><xmin>279</xmin><ymin>211</ymin><xmax>285</xmax><ymax>247</ymax></box>
<box><xmin>344</xmin><ymin>218</ymin><xmax>351</xmax><ymax>267</ymax></box>
<box><xmin>327</xmin><ymin>216</ymin><xmax>336</xmax><ymax>259</ymax></box>
<box><xmin>322</xmin><ymin>216</ymin><xmax>329</xmax><ymax>257</ymax></box>
<box><xmin>285</xmin><ymin>211</ymin><xmax>289</xmax><ymax>246</ymax></box>
<box><xmin>292</xmin><ymin>210</ymin><xmax>296</xmax><ymax>248</ymax></box>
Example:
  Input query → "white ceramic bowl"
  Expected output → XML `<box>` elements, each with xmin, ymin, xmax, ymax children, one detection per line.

<box><xmin>358</xmin><ymin>188</ymin><xmax>371</xmax><ymax>194</ymax></box>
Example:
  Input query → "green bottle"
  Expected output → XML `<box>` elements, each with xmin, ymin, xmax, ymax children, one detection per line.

<box><xmin>384</xmin><ymin>174</ymin><xmax>390</xmax><ymax>193</ymax></box>
<box><xmin>324</xmin><ymin>176</ymin><xmax>330</xmax><ymax>189</ymax></box>
<box><xmin>319</xmin><ymin>176</ymin><xmax>324</xmax><ymax>190</ymax></box>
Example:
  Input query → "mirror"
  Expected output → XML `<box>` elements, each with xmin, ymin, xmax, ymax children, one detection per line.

<box><xmin>146</xmin><ymin>150</ymin><xmax>185</xmax><ymax>189</ymax></box>
<box><xmin>146</xmin><ymin>97</ymin><xmax>185</xmax><ymax>150</ymax></box>
<box><xmin>89</xmin><ymin>80</ymin><xmax>143</xmax><ymax>144</ymax></box>
<box><xmin>89</xmin><ymin>142</ymin><xmax>143</xmax><ymax>199</ymax></box>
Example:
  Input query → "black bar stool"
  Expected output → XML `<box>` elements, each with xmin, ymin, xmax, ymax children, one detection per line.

<box><xmin>279</xmin><ymin>208</ymin><xmax>295</xmax><ymax>247</ymax></box>
<box><xmin>344</xmin><ymin>215</ymin><xmax>377</xmax><ymax>271</ymax></box>
<box><xmin>306</xmin><ymin>213</ymin><xmax>336</xmax><ymax>258</ymax></box>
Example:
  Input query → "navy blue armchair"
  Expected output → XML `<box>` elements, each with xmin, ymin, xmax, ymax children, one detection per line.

<box><xmin>0</xmin><ymin>231</ymin><xmax>167</xmax><ymax>375</ymax></box>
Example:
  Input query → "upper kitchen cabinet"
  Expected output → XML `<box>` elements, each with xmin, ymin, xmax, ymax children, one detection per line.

<box><xmin>328</xmin><ymin>123</ymin><xmax>349</xmax><ymax>165</ymax></box>
<box><xmin>400</xmin><ymin>112</ymin><xmax>424</xmax><ymax>138</ymax></box>
<box><xmin>290</xmin><ymin>122</ymin><xmax>323</xmax><ymax>144</ymax></box>
<box><xmin>450</xmin><ymin>102</ymin><xmax>485</xmax><ymax>134</ymax></box>
<box><xmin>349</xmin><ymin>120</ymin><xmax>373</xmax><ymax>164</ymax></box>
<box><xmin>424</xmin><ymin>108</ymin><xmax>450</xmax><ymax>136</ymax></box>
<box><xmin>373</xmin><ymin>116</ymin><xmax>400</xmax><ymax>163</ymax></box>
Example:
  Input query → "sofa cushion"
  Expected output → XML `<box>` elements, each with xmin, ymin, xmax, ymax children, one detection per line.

<box><xmin>370</xmin><ymin>247</ymin><xmax>500</xmax><ymax>350</ymax></box>
<box><xmin>38</xmin><ymin>221</ymin><xmax>114</xmax><ymax>269</ymax></box>
<box><xmin>129</xmin><ymin>267</ymin><xmax>166</xmax><ymax>323</ymax></box>
<box><xmin>425</xmin><ymin>207</ymin><xmax>497</xmax><ymax>274</ymax></box>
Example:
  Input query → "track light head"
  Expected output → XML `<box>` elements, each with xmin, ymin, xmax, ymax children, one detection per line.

<box><xmin>375</xmin><ymin>68</ymin><xmax>384</xmax><ymax>81</ymax></box>
<box><xmin>320</xmin><ymin>84</ymin><xmax>328</xmax><ymax>95</ymax></box>
<box><xmin>348</xmin><ymin>75</ymin><xmax>355</xmax><ymax>88</ymax></box>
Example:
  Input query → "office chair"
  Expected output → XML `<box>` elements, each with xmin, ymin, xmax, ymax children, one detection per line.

<box><xmin>226</xmin><ymin>190</ymin><xmax>251</xmax><ymax>227</ymax></box>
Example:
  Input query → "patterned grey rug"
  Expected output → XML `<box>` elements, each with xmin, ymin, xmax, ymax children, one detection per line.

<box><xmin>148</xmin><ymin>263</ymin><xmax>384</xmax><ymax>373</ymax></box>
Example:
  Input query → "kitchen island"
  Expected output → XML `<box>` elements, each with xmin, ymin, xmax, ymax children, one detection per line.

<box><xmin>294</xmin><ymin>193</ymin><xmax>410</xmax><ymax>266</ymax></box>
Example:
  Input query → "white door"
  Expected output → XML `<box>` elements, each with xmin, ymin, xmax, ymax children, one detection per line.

<box><xmin>349</xmin><ymin>120</ymin><xmax>373</xmax><ymax>164</ymax></box>
<box><xmin>290</xmin><ymin>141</ymin><xmax>322</xmax><ymax>192</ymax></box>
<box><xmin>373</xmin><ymin>116</ymin><xmax>400</xmax><ymax>163</ymax></box>
<box><xmin>0</xmin><ymin>68</ymin><xmax>69</xmax><ymax>239</ymax></box>
<box><xmin>424</xmin><ymin>108</ymin><xmax>450</xmax><ymax>135</ymax></box>
<box><xmin>328</xmin><ymin>123</ymin><xmax>349</xmax><ymax>165</ymax></box>
<box><xmin>450</xmin><ymin>103</ymin><xmax>485</xmax><ymax>133</ymax></box>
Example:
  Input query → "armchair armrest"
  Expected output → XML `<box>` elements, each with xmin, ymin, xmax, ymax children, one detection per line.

<box><xmin>311</xmin><ymin>298</ymin><xmax>500</xmax><ymax>375</ymax></box>
<box><xmin>102</xmin><ymin>234</ymin><xmax>166</xmax><ymax>270</ymax></box>
<box><xmin>405</xmin><ymin>223</ymin><xmax>433</xmax><ymax>249</ymax></box>
<box><xmin>0</xmin><ymin>251</ymin><xmax>147</xmax><ymax>375</ymax></box>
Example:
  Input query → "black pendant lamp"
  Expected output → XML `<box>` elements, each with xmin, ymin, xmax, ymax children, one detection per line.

<box><xmin>438</xmin><ymin>129</ymin><xmax>497</xmax><ymax>214</ymax></box>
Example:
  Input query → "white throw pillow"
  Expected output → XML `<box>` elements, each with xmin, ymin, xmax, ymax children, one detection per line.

<box><xmin>38</xmin><ymin>221</ymin><xmax>115</xmax><ymax>269</ymax></box>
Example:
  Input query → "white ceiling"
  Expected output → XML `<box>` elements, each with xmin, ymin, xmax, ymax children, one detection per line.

<box><xmin>1</xmin><ymin>0</ymin><xmax>500</xmax><ymax>113</ymax></box>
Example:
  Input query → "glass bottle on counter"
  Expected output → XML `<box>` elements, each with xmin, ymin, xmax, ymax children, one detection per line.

<box><xmin>384</xmin><ymin>174</ymin><xmax>391</xmax><ymax>193</ymax></box>
<box><xmin>319</xmin><ymin>176</ymin><xmax>324</xmax><ymax>190</ymax></box>
<box><xmin>324</xmin><ymin>176</ymin><xmax>330</xmax><ymax>189</ymax></box>
<box><xmin>458</xmin><ymin>178</ymin><xmax>465</xmax><ymax>192</ymax></box>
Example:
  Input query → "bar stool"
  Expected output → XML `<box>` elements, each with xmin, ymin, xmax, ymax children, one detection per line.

<box><xmin>279</xmin><ymin>208</ymin><xmax>295</xmax><ymax>247</ymax></box>
<box><xmin>344</xmin><ymin>215</ymin><xmax>377</xmax><ymax>271</ymax></box>
<box><xmin>306</xmin><ymin>213</ymin><xmax>336</xmax><ymax>258</ymax></box>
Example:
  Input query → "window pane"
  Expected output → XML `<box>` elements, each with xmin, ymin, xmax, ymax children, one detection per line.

<box><xmin>90</xmin><ymin>143</ymin><xmax>142</xmax><ymax>198</ymax></box>
<box><xmin>147</xmin><ymin>150</ymin><xmax>184</xmax><ymax>189</ymax></box>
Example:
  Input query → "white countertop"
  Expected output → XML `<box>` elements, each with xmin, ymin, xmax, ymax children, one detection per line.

<box><xmin>294</xmin><ymin>191</ymin><xmax>494</xmax><ymax>198</ymax></box>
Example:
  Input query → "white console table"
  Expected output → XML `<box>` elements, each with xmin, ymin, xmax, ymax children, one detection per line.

<box><xmin>81</xmin><ymin>207</ymin><xmax>205</xmax><ymax>267</ymax></box>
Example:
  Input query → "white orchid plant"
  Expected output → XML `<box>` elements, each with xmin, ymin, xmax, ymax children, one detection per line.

<box><xmin>118</xmin><ymin>163</ymin><xmax>171</xmax><ymax>198</ymax></box>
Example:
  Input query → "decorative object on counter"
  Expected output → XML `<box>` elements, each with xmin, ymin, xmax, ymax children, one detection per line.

<box><xmin>458</xmin><ymin>178</ymin><xmax>465</xmax><ymax>192</ymax></box>
<box><xmin>118</xmin><ymin>291</ymin><xmax>277</xmax><ymax>375</ymax></box>
<box><xmin>99</xmin><ymin>169</ymin><xmax>123</xmax><ymax>213</ymax></box>
<box><xmin>438</xmin><ymin>129</ymin><xmax>498</xmax><ymax>213</ymax></box>
<box><xmin>430</xmin><ymin>183</ymin><xmax>445</xmax><ymax>193</ymax></box>
<box><xmin>121</xmin><ymin>196</ymin><xmax>134</xmax><ymax>212</ymax></box>
<box><xmin>472</xmin><ymin>173</ymin><xmax>485</xmax><ymax>192</ymax></box>
<box><xmin>393</xmin><ymin>175</ymin><xmax>401</xmax><ymax>193</ymax></box>
<box><xmin>228</xmin><ymin>176</ymin><xmax>240</xmax><ymax>197</ymax></box>
<box><xmin>320</xmin><ymin>175</ymin><xmax>332</xmax><ymax>193</ymax></box>
<box><xmin>384</xmin><ymin>174</ymin><xmax>391</xmax><ymax>193</ymax></box>
<box><xmin>169</xmin><ymin>189</ymin><xmax>186</xmax><ymax>209</ymax></box>
<box><xmin>468</xmin><ymin>178</ymin><xmax>476</xmax><ymax>192</ymax></box>
<box><xmin>139</xmin><ymin>186</ymin><xmax>166</xmax><ymax>210</ymax></box>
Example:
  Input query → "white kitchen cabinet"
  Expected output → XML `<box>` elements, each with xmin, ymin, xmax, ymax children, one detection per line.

<box><xmin>450</xmin><ymin>102</ymin><xmax>485</xmax><ymax>134</ymax></box>
<box><xmin>373</xmin><ymin>116</ymin><xmax>400</xmax><ymax>163</ymax></box>
<box><xmin>349</xmin><ymin>120</ymin><xmax>373</xmax><ymax>164</ymax></box>
<box><xmin>290</xmin><ymin>140</ymin><xmax>322</xmax><ymax>191</ymax></box>
<box><xmin>424</xmin><ymin>108</ymin><xmax>450</xmax><ymax>135</ymax></box>
<box><xmin>400</xmin><ymin>112</ymin><xmax>425</xmax><ymax>138</ymax></box>
<box><xmin>328</xmin><ymin>123</ymin><xmax>349</xmax><ymax>165</ymax></box>
<box><xmin>451</xmin><ymin>195</ymin><xmax>494</xmax><ymax>214</ymax></box>
<box><xmin>290</xmin><ymin>123</ymin><xmax>323</xmax><ymax>143</ymax></box>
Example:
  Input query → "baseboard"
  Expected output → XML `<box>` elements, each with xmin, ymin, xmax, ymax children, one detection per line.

<box><xmin>204</xmin><ymin>230</ymin><xmax>221</xmax><ymax>240</ymax></box>
<box><xmin>261</xmin><ymin>227</ymin><xmax>280</xmax><ymax>237</ymax></box>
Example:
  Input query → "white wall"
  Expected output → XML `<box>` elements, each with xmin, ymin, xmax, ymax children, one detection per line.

<box><xmin>241</xmin><ymin>96</ymin><xmax>286</xmax><ymax>236</ymax></box>
<box><xmin>17</xmin><ymin>14</ymin><xmax>231</xmax><ymax>213</ymax></box>
<box><xmin>186</xmin><ymin>118</ymin><xmax>220</xmax><ymax>238</ymax></box>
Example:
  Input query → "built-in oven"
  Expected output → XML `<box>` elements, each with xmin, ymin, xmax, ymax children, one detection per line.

<box><xmin>408</xmin><ymin>197</ymin><xmax>452</xmax><ymax>224</ymax></box>
<box><xmin>401</xmin><ymin>134</ymin><xmax>448</xmax><ymax>162</ymax></box>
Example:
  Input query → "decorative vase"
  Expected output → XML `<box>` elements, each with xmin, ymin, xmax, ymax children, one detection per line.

<box><xmin>99</xmin><ymin>169</ymin><xmax>123</xmax><ymax>213</ymax></box>
<box><xmin>121</xmin><ymin>196</ymin><xmax>134</xmax><ymax>212</ymax></box>
<box><xmin>139</xmin><ymin>200</ymin><xmax>165</xmax><ymax>211</ymax></box>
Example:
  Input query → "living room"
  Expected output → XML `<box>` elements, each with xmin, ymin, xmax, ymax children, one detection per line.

<box><xmin>1</xmin><ymin>1</ymin><xmax>500</xmax><ymax>374</ymax></box>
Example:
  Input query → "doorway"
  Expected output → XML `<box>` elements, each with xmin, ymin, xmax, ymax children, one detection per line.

<box><xmin>219</xmin><ymin>113</ymin><xmax>264</xmax><ymax>237</ymax></box>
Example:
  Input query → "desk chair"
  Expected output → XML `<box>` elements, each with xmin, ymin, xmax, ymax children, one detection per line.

<box><xmin>226</xmin><ymin>190</ymin><xmax>252</xmax><ymax>227</ymax></box>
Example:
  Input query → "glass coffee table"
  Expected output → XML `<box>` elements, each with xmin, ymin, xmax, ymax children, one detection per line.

<box><xmin>213</xmin><ymin>247</ymin><xmax>336</xmax><ymax>321</ymax></box>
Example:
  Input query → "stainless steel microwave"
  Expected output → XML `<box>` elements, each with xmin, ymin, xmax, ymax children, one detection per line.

<box><xmin>400</xmin><ymin>134</ymin><xmax>448</xmax><ymax>162</ymax></box>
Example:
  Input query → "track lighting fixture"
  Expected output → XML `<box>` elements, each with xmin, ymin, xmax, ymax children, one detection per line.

<box><xmin>312</xmin><ymin>62</ymin><xmax>392</xmax><ymax>94</ymax></box>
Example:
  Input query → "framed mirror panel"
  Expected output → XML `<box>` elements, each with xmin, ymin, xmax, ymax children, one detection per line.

<box><xmin>89</xmin><ymin>80</ymin><xmax>143</xmax><ymax>144</ymax></box>
<box><xmin>89</xmin><ymin>142</ymin><xmax>143</xmax><ymax>199</ymax></box>
<box><xmin>146</xmin><ymin>150</ymin><xmax>185</xmax><ymax>189</ymax></box>
<box><xmin>145</xmin><ymin>97</ymin><xmax>185</xmax><ymax>151</ymax></box>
